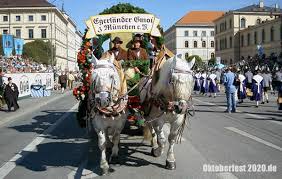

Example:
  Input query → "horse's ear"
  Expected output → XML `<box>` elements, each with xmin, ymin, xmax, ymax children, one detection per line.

<box><xmin>188</xmin><ymin>57</ymin><xmax>195</xmax><ymax>70</ymax></box>
<box><xmin>108</xmin><ymin>53</ymin><xmax>115</xmax><ymax>64</ymax></box>
<box><xmin>91</xmin><ymin>53</ymin><xmax>99</xmax><ymax>66</ymax></box>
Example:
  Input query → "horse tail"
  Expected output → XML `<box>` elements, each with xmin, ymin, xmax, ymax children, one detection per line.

<box><xmin>143</xmin><ymin>124</ymin><xmax>152</xmax><ymax>141</ymax></box>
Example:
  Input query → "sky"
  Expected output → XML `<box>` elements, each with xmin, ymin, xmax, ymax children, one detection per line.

<box><xmin>49</xmin><ymin>0</ymin><xmax>282</xmax><ymax>32</ymax></box>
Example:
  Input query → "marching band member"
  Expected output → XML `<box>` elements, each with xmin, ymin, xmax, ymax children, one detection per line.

<box><xmin>193</xmin><ymin>69</ymin><xmax>201</xmax><ymax>94</ymax></box>
<box><xmin>251</xmin><ymin>69</ymin><xmax>264</xmax><ymax>108</ymax></box>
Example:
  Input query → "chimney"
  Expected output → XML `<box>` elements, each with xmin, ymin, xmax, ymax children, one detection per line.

<box><xmin>259</xmin><ymin>0</ymin><xmax>264</xmax><ymax>8</ymax></box>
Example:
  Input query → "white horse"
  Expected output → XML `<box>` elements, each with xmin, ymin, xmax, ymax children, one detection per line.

<box><xmin>140</xmin><ymin>54</ymin><xmax>195</xmax><ymax>170</ymax></box>
<box><xmin>88</xmin><ymin>53</ymin><xmax>127</xmax><ymax>175</ymax></box>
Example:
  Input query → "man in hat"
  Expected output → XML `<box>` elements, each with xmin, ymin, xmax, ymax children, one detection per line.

<box><xmin>108</xmin><ymin>37</ymin><xmax>127</xmax><ymax>61</ymax></box>
<box><xmin>128</xmin><ymin>34</ymin><xmax>148</xmax><ymax>61</ymax></box>
<box><xmin>4</xmin><ymin>77</ymin><xmax>19</xmax><ymax>111</ymax></box>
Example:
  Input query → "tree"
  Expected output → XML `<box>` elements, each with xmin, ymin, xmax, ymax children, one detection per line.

<box><xmin>208</xmin><ymin>58</ymin><xmax>216</xmax><ymax>66</ymax></box>
<box><xmin>23</xmin><ymin>40</ymin><xmax>54</xmax><ymax>65</ymax></box>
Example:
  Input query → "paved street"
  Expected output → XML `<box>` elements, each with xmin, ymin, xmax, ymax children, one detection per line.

<box><xmin>0</xmin><ymin>91</ymin><xmax>281</xmax><ymax>179</ymax></box>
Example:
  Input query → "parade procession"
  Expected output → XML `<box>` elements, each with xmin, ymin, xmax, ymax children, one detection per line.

<box><xmin>0</xmin><ymin>0</ymin><xmax>281</xmax><ymax>179</ymax></box>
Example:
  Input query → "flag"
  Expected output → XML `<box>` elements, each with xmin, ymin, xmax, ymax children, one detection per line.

<box><xmin>14</xmin><ymin>38</ymin><xmax>24</xmax><ymax>56</ymax></box>
<box><xmin>2</xmin><ymin>34</ymin><xmax>14</xmax><ymax>57</ymax></box>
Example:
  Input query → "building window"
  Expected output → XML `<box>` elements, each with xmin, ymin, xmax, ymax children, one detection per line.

<box><xmin>201</xmin><ymin>31</ymin><xmax>206</xmax><ymax>37</ymax></box>
<box><xmin>240</xmin><ymin>18</ymin><xmax>246</xmax><ymax>28</ymax></box>
<box><xmin>41</xmin><ymin>15</ymin><xmax>46</xmax><ymax>21</ymax></box>
<box><xmin>211</xmin><ymin>31</ymin><xmax>214</xmax><ymax>37</ymax></box>
<box><xmin>270</xmin><ymin>26</ymin><xmax>274</xmax><ymax>41</ymax></box>
<box><xmin>262</xmin><ymin>29</ymin><xmax>265</xmax><ymax>43</ymax></box>
<box><xmin>41</xmin><ymin>29</ymin><xmax>47</xmax><ymax>38</ymax></box>
<box><xmin>28</xmin><ymin>29</ymin><xmax>34</xmax><ymax>39</ymax></box>
<box><xmin>185</xmin><ymin>53</ymin><xmax>189</xmax><ymax>60</ymax></box>
<box><xmin>28</xmin><ymin>15</ymin><xmax>34</xmax><ymax>21</ymax></box>
<box><xmin>215</xmin><ymin>40</ymin><xmax>218</xmax><ymax>51</ymax></box>
<box><xmin>202</xmin><ymin>41</ymin><xmax>206</xmax><ymax>48</ymax></box>
<box><xmin>16</xmin><ymin>29</ymin><xmax>21</xmax><ymax>38</ymax></box>
<box><xmin>16</xmin><ymin>15</ymin><xmax>21</xmax><ymax>21</ymax></box>
<box><xmin>193</xmin><ymin>31</ymin><xmax>197</xmax><ymax>37</ymax></box>
<box><xmin>184</xmin><ymin>41</ymin><xmax>189</xmax><ymax>48</ymax></box>
<box><xmin>3</xmin><ymin>29</ymin><xmax>8</xmax><ymax>34</ymax></box>
<box><xmin>211</xmin><ymin>41</ymin><xmax>214</xmax><ymax>47</ymax></box>
<box><xmin>256</xmin><ymin>18</ymin><xmax>261</xmax><ymax>24</ymax></box>
<box><xmin>211</xmin><ymin>53</ymin><xmax>215</xmax><ymax>59</ymax></box>
<box><xmin>229</xmin><ymin>36</ymin><xmax>233</xmax><ymax>48</ymax></box>
<box><xmin>194</xmin><ymin>41</ymin><xmax>197</xmax><ymax>48</ymax></box>
<box><xmin>247</xmin><ymin>33</ymin><xmax>250</xmax><ymax>46</ymax></box>
<box><xmin>3</xmin><ymin>16</ymin><xmax>8</xmax><ymax>22</ymax></box>
<box><xmin>184</xmin><ymin>31</ymin><xmax>189</xmax><ymax>36</ymax></box>
<box><xmin>229</xmin><ymin>19</ymin><xmax>232</xmax><ymax>28</ymax></box>
<box><xmin>241</xmin><ymin>35</ymin><xmax>244</xmax><ymax>47</ymax></box>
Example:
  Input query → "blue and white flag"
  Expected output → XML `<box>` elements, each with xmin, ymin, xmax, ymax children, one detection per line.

<box><xmin>257</xmin><ymin>44</ymin><xmax>264</xmax><ymax>57</ymax></box>
<box><xmin>2</xmin><ymin>34</ymin><xmax>14</xmax><ymax>57</ymax></box>
<box><xmin>14</xmin><ymin>38</ymin><xmax>24</xmax><ymax>56</ymax></box>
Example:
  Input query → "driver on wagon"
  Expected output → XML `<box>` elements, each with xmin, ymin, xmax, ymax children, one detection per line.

<box><xmin>127</xmin><ymin>34</ymin><xmax>148</xmax><ymax>61</ymax></box>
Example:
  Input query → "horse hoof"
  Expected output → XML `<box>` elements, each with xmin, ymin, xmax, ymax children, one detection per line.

<box><xmin>101</xmin><ymin>168</ymin><xmax>110</xmax><ymax>175</ymax></box>
<box><xmin>151</xmin><ymin>148</ymin><xmax>162</xmax><ymax>157</ymax></box>
<box><xmin>109</xmin><ymin>156</ymin><xmax>120</xmax><ymax>165</ymax></box>
<box><xmin>165</xmin><ymin>161</ymin><xmax>176</xmax><ymax>170</ymax></box>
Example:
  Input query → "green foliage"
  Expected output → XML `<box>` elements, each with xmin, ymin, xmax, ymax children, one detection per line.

<box><xmin>208</xmin><ymin>58</ymin><xmax>216</xmax><ymax>66</ymax></box>
<box><xmin>187</xmin><ymin>55</ymin><xmax>204</xmax><ymax>70</ymax></box>
<box><xmin>100</xmin><ymin>3</ymin><xmax>147</xmax><ymax>14</ymax></box>
<box><xmin>23</xmin><ymin>40</ymin><xmax>53</xmax><ymax>65</ymax></box>
<box><xmin>122</xmin><ymin>60</ymin><xmax>150</xmax><ymax>75</ymax></box>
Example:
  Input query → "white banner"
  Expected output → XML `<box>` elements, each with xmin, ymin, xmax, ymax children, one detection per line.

<box><xmin>3</xmin><ymin>73</ymin><xmax>54</xmax><ymax>98</ymax></box>
<box><xmin>86</xmin><ymin>13</ymin><xmax>161</xmax><ymax>39</ymax></box>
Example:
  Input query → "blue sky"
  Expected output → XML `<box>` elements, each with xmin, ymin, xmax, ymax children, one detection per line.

<box><xmin>50</xmin><ymin>0</ymin><xmax>281</xmax><ymax>32</ymax></box>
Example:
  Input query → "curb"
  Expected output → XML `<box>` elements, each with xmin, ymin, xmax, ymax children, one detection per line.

<box><xmin>0</xmin><ymin>91</ymin><xmax>73</xmax><ymax>127</ymax></box>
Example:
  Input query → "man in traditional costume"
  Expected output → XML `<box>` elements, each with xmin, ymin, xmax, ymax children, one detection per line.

<box><xmin>4</xmin><ymin>77</ymin><xmax>19</xmax><ymax>112</ymax></box>
<box><xmin>128</xmin><ymin>34</ymin><xmax>148</xmax><ymax>61</ymax></box>
<box><xmin>208</xmin><ymin>71</ymin><xmax>218</xmax><ymax>98</ymax></box>
<box><xmin>251</xmin><ymin>70</ymin><xmax>264</xmax><ymax>107</ymax></box>
<box><xmin>193</xmin><ymin>69</ymin><xmax>201</xmax><ymax>94</ymax></box>
<box><xmin>108</xmin><ymin>37</ymin><xmax>128</xmax><ymax>61</ymax></box>
<box><xmin>261</xmin><ymin>69</ymin><xmax>272</xmax><ymax>104</ymax></box>
<box><xmin>200</xmin><ymin>70</ymin><xmax>208</xmax><ymax>95</ymax></box>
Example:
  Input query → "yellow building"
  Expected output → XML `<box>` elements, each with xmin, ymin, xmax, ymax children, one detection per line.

<box><xmin>214</xmin><ymin>0</ymin><xmax>281</xmax><ymax>64</ymax></box>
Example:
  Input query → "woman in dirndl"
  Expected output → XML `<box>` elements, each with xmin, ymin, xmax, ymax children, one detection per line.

<box><xmin>194</xmin><ymin>70</ymin><xmax>201</xmax><ymax>94</ymax></box>
<box><xmin>208</xmin><ymin>72</ymin><xmax>218</xmax><ymax>98</ymax></box>
<box><xmin>200</xmin><ymin>71</ymin><xmax>208</xmax><ymax>95</ymax></box>
<box><xmin>237</xmin><ymin>73</ymin><xmax>247</xmax><ymax>103</ymax></box>
<box><xmin>251</xmin><ymin>70</ymin><xmax>264</xmax><ymax>107</ymax></box>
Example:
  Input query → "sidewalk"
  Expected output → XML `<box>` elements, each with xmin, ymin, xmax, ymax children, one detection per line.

<box><xmin>0</xmin><ymin>90</ymin><xmax>73</xmax><ymax>127</ymax></box>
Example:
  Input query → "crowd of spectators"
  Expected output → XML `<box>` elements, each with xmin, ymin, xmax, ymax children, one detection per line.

<box><xmin>0</xmin><ymin>56</ymin><xmax>53</xmax><ymax>73</ymax></box>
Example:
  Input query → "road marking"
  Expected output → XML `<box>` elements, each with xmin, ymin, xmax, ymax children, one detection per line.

<box><xmin>225</xmin><ymin>127</ymin><xmax>282</xmax><ymax>152</ymax></box>
<box><xmin>0</xmin><ymin>91</ymin><xmax>72</xmax><ymax>127</ymax></box>
<box><xmin>194</xmin><ymin>98</ymin><xmax>282</xmax><ymax>125</ymax></box>
<box><xmin>0</xmin><ymin>103</ymin><xmax>79</xmax><ymax>179</ymax></box>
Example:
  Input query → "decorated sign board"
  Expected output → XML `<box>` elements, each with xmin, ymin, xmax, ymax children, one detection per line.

<box><xmin>3</xmin><ymin>73</ymin><xmax>54</xmax><ymax>98</ymax></box>
<box><xmin>85</xmin><ymin>13</ymin><xmax>161</xmax><ymax>39</ymax></box>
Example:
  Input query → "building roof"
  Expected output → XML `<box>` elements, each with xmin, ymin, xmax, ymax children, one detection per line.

<box><xmin>0</xmin><ymin>0</ymin><xmax>55</xmax><ymax>8</ymax></box>
<box><xmin>176</xmin><ymin>11</ymin><xmax>225</xmax><ymax>25</ymax></box>
<box><xmin>233</xmin><ymin>4</ymin><xmax>282</xmax><ymax>13</ymax></box>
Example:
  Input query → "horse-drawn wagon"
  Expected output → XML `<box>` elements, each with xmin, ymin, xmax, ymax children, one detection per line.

<box><xmin>73</xmin><ymin>3</ymin><xmax>195</xmax><ymax>175</ymax></box>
